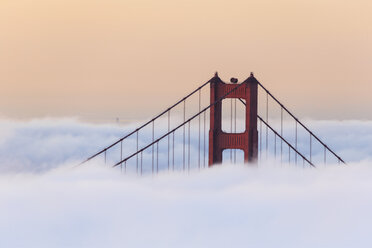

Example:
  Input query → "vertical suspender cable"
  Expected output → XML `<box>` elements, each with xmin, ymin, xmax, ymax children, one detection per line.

<box><xmin>156</xmin><ymin>141</ymin><xmax>159</xmax><ymax>174</ymax></box>
<box><xmin>136</xmin><ymin>131</ymin><xmax>138</xmax><ymax>173</ymax></box>
<box><xmin>183</xmin><ymin>100</ymin><xmax>186</xmax><ymax>171</ymax></box>
<box><xmin>310</xmin><ymin>134</ymin><xmax>312</xmax><ymax>163</ymax></box>
<box><xmin>152</xmin><ymin>121</ymin><xmax>154</xmax><ymax>174</ymax></box>
<box><xmin>203</xmin><ymin>111</ymin><xmax>206</xmax><ymax>168</ymax></box>
<box><xmin>281</xmin><ymin>107</ymin><xmax>283</xmax><ymax>164</ymax></box>
<box><xmin>104</xmin><ymin>150</ymin><xmax>107</xmax><ymax>165</ymax></box>
<box><xmin>198</xmin><ymin>90</ymin><xmax>201</xmax><ymax>169</ymax></box>
<box><xmin>124</xmin><ymin>160</ymin><xmax>127</xmax><ymax>174</ymax></box>
<box><xmin>172</xmin><ymin>131</ymin><xmax>175</xmax><ymax>171</ymax></box>
<box><xmin>188</xmin><ymin>121</ymin><xmax>191</xmax><ymax>171</ymax></box>
<box><xmin>234</xmin><ymin>98</ymin><xmax>237</xmax><ymax>163</ymax></box>
<box><xmin>120</xmin><ymin>141</ymin><xmax>123</xmax><ymax>172</ymax></box>
<box><xmin>168</xmin><ymin>110</ymin><xmax>170</xmax><ymax>170</ymax></box>
<box><xmin>230</xmin><ymin>98</ymin><xmax>233</xmax><ymax>162</ymax></box>
<box><xmin>274</xmin><ymin>133</ymin><xmax>276</xmax><ymax>159</ymax></box>
<box><xmin>295</xmin><ymin>121</ymin><xmax>298</xmax><ymax>165</ymax></box>
<box><xmin>266</xmin><ymin>93</ymin><xmax>268</xmax><ymax>159</ymax></box>
<box><xmin>140</xmin><ymin>151</ymin><xmax>143</xmax><ymax>176</ymax></box>
<box><xmin>324</xmin><ymin>147</ymin><xmax>326</xmax><ymax>165</ymax></box>
<box><xmin>260</xmin><ymin>119</ymin><xmax>262</xmax><ymax>161</ymax></box>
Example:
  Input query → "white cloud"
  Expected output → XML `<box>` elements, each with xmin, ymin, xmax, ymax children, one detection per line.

<box><xmin>1</xmin><ymin>118</ymin><xmax>372</xmax><ymax>247</ymax></box>
<box><xmin>0</xmin><ymin>118</ymin><xmax>371</xmax><ymax>173</ymax></box>
<box><xmin>0</xmin><ymin>118</ymin><xmax>128</xmax><ymax>173</ymax></box>
<box><xmin>1</xmin><ymin>163</ymin><xmax>372</xmax><ymax>248</ymax></box>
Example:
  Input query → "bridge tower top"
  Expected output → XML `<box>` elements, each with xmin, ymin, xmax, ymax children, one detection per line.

<box><xmin>209</xmin><ymin>73</ymin><xmax>258</xmax><ymax>166</ymax></box>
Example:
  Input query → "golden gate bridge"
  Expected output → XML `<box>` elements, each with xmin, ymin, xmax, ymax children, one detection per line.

<box><xmin>79</xmin><ymin>73</ymin><xmax>345</xmax><ymax>174</ymax></box>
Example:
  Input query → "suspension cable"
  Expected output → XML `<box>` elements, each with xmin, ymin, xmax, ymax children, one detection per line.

<box><xmin>258</xmin><ymin>116</ymin><xmax>314</xmax><ymax>167</ymax></box>
<box><xmin>113</xmin><ymin>81</ymin><xmax>246</xmax><ymax>167</ymax></box>
<box><xmin>237</xmin><ymin>97</ymin><xmax>314</xmax><ymax>167</ymax></box>
<box><xmin>79</xmin><ymin>79</ymin><xmax>211</xmax><ymax>165</ymax></box>
<box><xmin>257</xmin><ymin>82</ymin><xmax>345</xmax><ymax>164</ymax></box>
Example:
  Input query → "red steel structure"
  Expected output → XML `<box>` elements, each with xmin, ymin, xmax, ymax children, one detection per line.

<box><xmin>82</xmin><ymin>72</ymin><xmax>345</xmax><ymax>172</ymax></box>
<box><xmin>209</xmin><ymin>73</ymin><xmax>258</xmax><ymax>165</ymax></box>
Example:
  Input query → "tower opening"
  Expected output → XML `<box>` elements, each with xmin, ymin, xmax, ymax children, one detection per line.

<box><xmin>222</xmin><ymin>149</ymin><xmax>245</xmax><ymax>164</ymax></box>
<box><xmin>221</xmin><ymin>98</ymin><xmax>246</xmax><ymax>133</ymax></box>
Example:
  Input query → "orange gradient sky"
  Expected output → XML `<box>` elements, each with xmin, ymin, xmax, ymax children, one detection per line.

<box><xmin>1</xmin><ymin>0</ymin><xmax>371</xmax><ymax>121</ymax></box>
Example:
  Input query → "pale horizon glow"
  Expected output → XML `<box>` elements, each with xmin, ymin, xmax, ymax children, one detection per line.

<box><xmin>0</xmin><ymin>0</ymin><xmax>371</xmax><ymax>120</ymax></box>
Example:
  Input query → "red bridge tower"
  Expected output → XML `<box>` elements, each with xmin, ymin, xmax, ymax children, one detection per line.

<box><xmin>209</xmin><ymin>73</ymin><xmax>258</xmax><ymax>166</ymax></box>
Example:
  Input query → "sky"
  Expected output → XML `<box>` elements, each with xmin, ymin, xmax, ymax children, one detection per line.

<box><xmin>1</xmin><ymin>0</ymin><xmax>371</xmax><ymax>120</ymax></box>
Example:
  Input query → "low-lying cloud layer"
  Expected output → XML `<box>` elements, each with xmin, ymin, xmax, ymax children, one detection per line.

<box><xmin>1</xmin><ymin>164</ymin><xmax>372</xmax><ymax>248</ymax></box>
<box><xmin>1</xmin><ymin>118</ymin><xmax>372</xmax><ymax>248</ymax></box>
<box><xmin>0</xmin><ymin>118</ymin><xmax>371</xmax><ymax>173</ymax></box>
